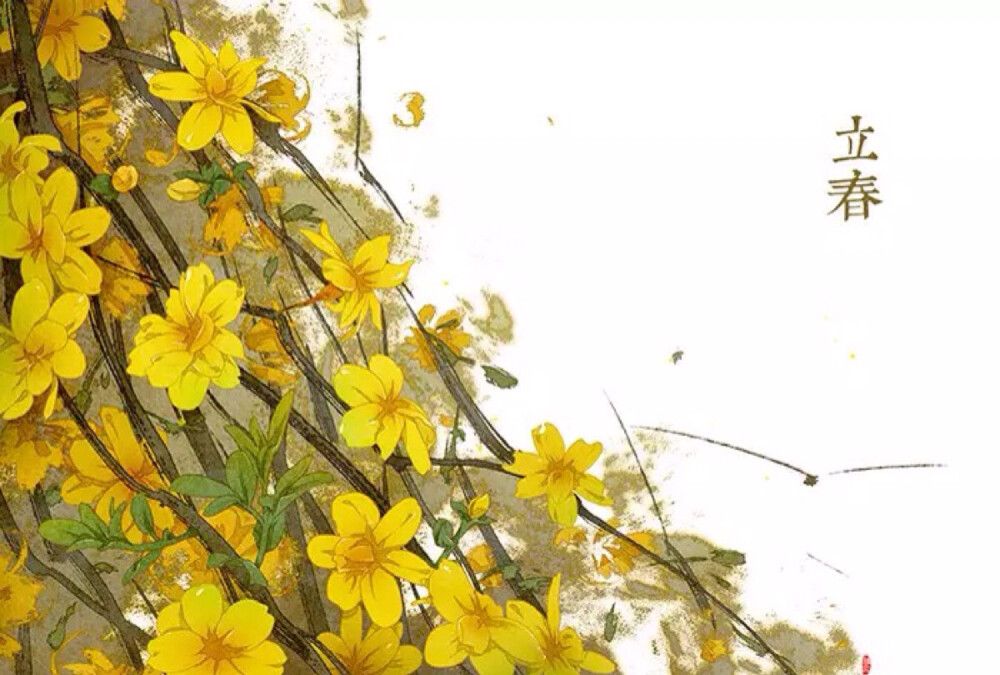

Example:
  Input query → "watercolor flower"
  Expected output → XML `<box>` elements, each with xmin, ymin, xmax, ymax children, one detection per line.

<box><xmin>111</xmin><ymin>164</ymin><xmax>138</xmax><ymax>192</ymax></box>
<box><xmin>147</xmin><ymin>584</ymin><xmax>286</xmax><ymax>674</ymax></box>
<box><xmin>127</xmin><ymin>263</ymin><xmax>245</xmax><ymax>410</ymax></box>
<box><xmin>403</xmin><ymin>304</ymin><xmax>471</xmax><ymax>371</ymax></box>
<box><xmin>0</xmin><ymin>279</ymin><xmax>88</xmax><ymax>420</ymax></box>
<box><xmin>592</xmin><ymin>518</ymin><xmax>654</xmax><ymax>578</ymax></box>
<box><xmin>465</xmin><ymin>543</ymin><xmax>502</xmax><ymax>589</ymax></box>
<box><xmin>53</xmin><ymin>94</ymin><xmax>121</xmax><ymax>173</ymax></box>
<box><xmin>504</xmin><ymin>423</ymin><xmax>613</xmax><ymax>526</ymax></box>
<box><xmin>242</xmin><ymin>318</ymin><xmax>298</xmax><ymax>388</ymax></box>
<box><xmin>0</xmin><ymin>167</ymin><xmax>110</xmax><ymax>296</ymax></box>
<box><xmin>506</xmin><ymin>573</ymin><xmax>616</xmax><ymax>675</ymax></box>
<box><xmin>333</xmin><ymin>354</ymin><xmax>436</xmax><ymax>474</ymax></box>
<box><xmin>307</xmin><ymin>493</ymin><xmax>431</xmax><ymax>627</ymax></box>
<box><xmin>250</xmin><ymin>71</ymin><xmax>311</xmax><ymax>140</ymax></box>
<box><xmin>300</xmin><ymin>224</ymin><xmax>412</xmax><ymax>331</ymax></box>
<box><xmin>0</xmin><ymin>545</ymin><xmax>45</xmax><ymax>659</ymax></box>
<box><xmin>0</xmin><ymin>101</ymin><xmax>61</xmax><ymax>203</ymax></box>
<box><xmin>93</xmin><ymin>235</ymin><xmax>151</xmax><ymax>318</ymax></box>
<box><xmin>701</xmin><ymin>637</ymin><xmax>729</xmax><ymax>663</ymax></box>
<box><xmin>316</xmin><ymin>608</ymin><xmax>422</xmax><ymax>675</ymax></box>
<box><xmin>0</xmin><ymin>400</ymin><xmax>77</xmax><ymax>489</ymax></box>
<box><xmin>62</xmin><ymin>648</ymin><xmax>131</xmax><ymax>675</ymax></box>
<box><xmin>148</xmin><ymin>31</ymin><xmax>278</xmax><ymax>154</ymax></box>
<box><xmin>423</xmin><ymin>560</ymin><xmax>542</xmax><ymax>674</ymax></box>
<box><xmin>61</xmin><ymin>406</ymin><xmax>176</xmax><ymax>542</ymax></box>
<box><xmin>0</xmin><ymin>0</ymin><xmax>111</xmax><ymax>81</ymax></box>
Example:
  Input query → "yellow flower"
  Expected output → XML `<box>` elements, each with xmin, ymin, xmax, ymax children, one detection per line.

<box><xmin>0</xmin><ymin>402</ymin><xmax>76</xmax><ymax>489</ymax></box>
<box><xmin>465</xmin><ymin>543</ymin><xmax>501</xmax><ymax>589</ymax></box>
<box><xmin>505</xmin><ymin>424</ymin><xmax>613</xmax><ymax>526</ymax></box>
<box><xmin>552</xmin><ymin>526</ymin><xmax>586</xmax><ymax>548</ymax></box>
<box><xmin>53</xmin><ymin>94</ymin><xmax>122</xmax><ymax>173</ymax></box>
<box><xmin>61</xmin><ymin>406</ymin><xmax>176</xmax><ymax>543</ymax></box>
<box><xmin>0</xmin><ymin>101</ymin><xmax>61</xmax><ymax>204</ymax></box>
<box><xmin>333</xmin><ymin>355</ymin><xmax>436</xmax><ymax>475</ymax></box>
<box><xmin>423</xmin><ymin>560</ymin><xmax>542</xmax><ymax>673</ymax></box>
<box><xmin>243</xmin><ymin>318</ymin><xmax>297</xmax><ymax>388</ymax></box>
<box><xmin>144</xmin><ymin>138</ymin><xmax>179</xmax><ymax>167</ymax></box>
<box><xmin>301</xmin><ymin>224</ymin><xmax>412</xmax><ymax>331</ymax></box>
<box><xmin>316</xmin><ymin>608</ymin><xmax>422</xmax><ymax>675</ymax></box>
<box><xmin>127</xmin><ymin>263</ymin><xmax>245</xmax><ymax>410</ymax></box>
<box><xmin>0</xmin><ymin>544</ymin><xmax>44</xmax><ymax>659</ymax></box>
<box><xmin>506</xmin><ymin>574</ymin><xmax>616</xmax><ymax>675</ymax></box>
<box><xmin>403</xmin><ymin>304</ymin><xmax>471</xmax><ymax>371</ymax></box>
<box><xmin>93</xmin><ymin>235</ymin><xmax>151</xmax><ymax>318</ymax></box>
<box><xmin>203</xmin><ymin>185</ymin><xmax>249</xmax><ymax>253</ymax></box>
<box><xmin>249</xmin><ymin>71</ymin><xmax>311</xmax><ymax>140</ymax></box>
<box><xmin>0</xmin><ymin>167</ymin><xmax>110</xmax><ymax>296</ymax></box>
<box><xmin>62</xmin><ymin>648</ymin><xmax>131</xmax><ymax>675</ymax></box>
<box><xmin>147</xmin><ymin>584</ymin><xmax>286</xmax><ymax>674</ymax></box>
<box><xmin>592</xmin><ymin>519</ymin><xmax>654</xmax><ymax>579</ymax></box>
<box><xmin>467</xmin><ymin>493</ymin><xmax>490</xmax><ymax>519</ymax></box>
<box><xmin>700</xmin><ymin>637</ymin><xmax>728</xmax><ymax>663</ymax></box>
<box><xmin>166</xmin><ymin>178</ymin><xmax>203</xmax><ymax>202</ymax></box>
<box><xmin>307</xmin><ymin>493</ymin><xmax>430</xmax><ymax>627</ymax></box>
<box><xmin>0</xmin><ymin>0</ymin><xmax>111</xmax><ymax>81</ymax></box>
<box><xmin>0</xmin><ymin>279</ymin><xmax>88</xmax><ymax>420</ymax></box>
<box><xmin>148</xmin><ymin>31</ymin><xmax>278</xmax><ymax>154</ymax></box>
<box><xmin>111</xmin><ymin>164</ymin><xmax>138</xmax><ymax>192</ymax></box>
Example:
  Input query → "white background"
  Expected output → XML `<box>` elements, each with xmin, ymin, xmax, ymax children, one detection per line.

<box><xmin>261</xmin><ymin>1</ymin><xmax>1000</xmax><ymax>672</ymax></box>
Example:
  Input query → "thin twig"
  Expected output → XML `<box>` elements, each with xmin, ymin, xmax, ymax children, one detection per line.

<box><xmin>828</xmin><ymin>463</ymin><xmax>946</xmax><ymax>476</ymax></box>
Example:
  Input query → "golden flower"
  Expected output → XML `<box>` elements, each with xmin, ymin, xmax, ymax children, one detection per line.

<box><xmin>316</xmin><ymin>608</ymin><xmax>422</xmax><ymax>675</ymax></box>
<box><xmin>93</xmin><ymin>235</ymin><xmax>151</xmax><ymax>318</ymax></box>
<box><xmin>592</xmin><ymin>519</ymin><xmax>654</xmax><ymax>579</ymax></box>
<box><xmin>504</xmin><ymin>423</ymin><xmax>613</xmax><ymax>526</ymax></box>
<box><xmin>552</xmin><ymin>526</ymin><xmax>586</xmax><ymax>548</ymax></box>
<box><xmin>0</xmin><ymin>545</ymin><xmax>44</xmax><ymax>659</ymax></box>
<box><xmin>62</xmin><ymin>648</ymin><xmax>131</xmax><ymax>675</ymax></box>
<box><xmin>53</xmin><ymin>94</ymin><xmax>122</xmax><ymax>173</ymax></box>
<box><xmin>333</xmin><ymin>355</ymin><xmax>436</xmax><ymax>475</ymax></box>
<box><xmin>0</xmin><ymin>0</ymin><xmax>112</xmax><ymax>81</ymax></box>
<box><xmin>0</xmin><ymin>280</ymin><xmax>88</xmax><ymax>420</ymax></box>
<box><xmin>111</xmin><ymin>164</ymin><xmax>138</xmax><ymax>192</ymax></box>
<box><xmin>249</xmin><ymin>71</ymin><xmax>311</xmax><ymax>141</ymax></box>
<box><xmin>307</xmin><ymin>493</ymin><xmax>430</xmax><ymax>627</ymax></box>
<box><xmin>243</xmin><ymin>318</ymin><xmax>297</xmax><ymax>388</ymax></box>
<box><xmin>423</xmin><ymin>560</ymin><xmax>542</xmax><ymax>673</ymax></box>
<box><xmin>127</xmin><ymin>263</ymin><xmax>245</xmax><ymax>410</ymax></box>
<box><xmin>0</xmin><ymin>101</ymin><xmax>61</xmax><ymax>205</ymax></box>
<box><xmin>61</xmin><ymin>406</ymin><xmax>176</xmax><ymax>543</ymax></box>
<box><xmin>148</xmin><ymin>31</ymin><xmax>278</xmax><ymax>154</ymax></box>
<box><xmin>465</xmin><ymin>543</ymin><xmax>501</xmax><ymax>589</ymax></box>
<box><xmin>506</xmin><ymin>573</ymin><xmax>616</xmax><ymax>675</ymax></box>
<box><xmin>0</xmin><ymin>401</ymin><xmax>76</xmax><ymax>489</ymax></box>
<box><xmin>403</xmin><ymin>304</ymin><xmax>471</xmax><ymax>371</ymax></box>
<box><xmin>301</xmin><ymin>224</ymin><xmax>411</xmax><ymax>332</ymax></box>
<box><xmin>0</xmin><ymin>167</ymin><xmax>110</xmax><ymax>296</ymax></box>
<box><xmin>466</xmin><ymin>493</ymin><xmax>490</xmax><ymax>519</ymax></box>
<box><xmin>701</xmin><ymin>637</ymin><xmax>728</xmax><ymax>663</ymax></box>
<box><xmin>147</xmin><ymin>584</ymin><xmax>286</xmax><ymax>674</ymax></box>
<box><xmin>203</xmin><ymin>185</ymin><xmax>248</xmax><ymax>253</ymax></box>
<box><xmin>166</xmin><ymin>178</ymin><xmax>203</xmax><ymax>202</ymax></box>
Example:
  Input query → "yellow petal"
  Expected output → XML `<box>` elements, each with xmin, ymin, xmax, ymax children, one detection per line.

<box><xmin>306</xmin><ymin>534</ymin><xmax>341</xmax><ymax>569</ymax></box>
<box><xmin>382</xmin><ymin>549</ymin><xmax>431</xmax><ymax>585</ymax></box>
<box><xmin>63</xmin><ymin>207</ymin><xmax>111</xmax><ymax>246</ymax></box>
<box><xmin>217</xmin><ymin>599</ymin><xmax>274</xmax><ymax>648</ymax></box>
<box><xmin>146</xmin><ymin>630</ymin><xmax>205</xmax><ymax>672</ymax></box>
<box><xmin>468</xmin><ymin>648</ymin><xmax>515</xmax><ymax>675</ymax></box>
<box><xmin>547</xmin><ymin>493</ymin><xmax>578</xmax><ymax>526</ymax></box>
<box><xmin>51</xmin><ymin>247</ymin><xmax>103</xmax><ymax>296</ymax></box>
<box><xmin>580</xmin><ymin>650</ymin><xmax>617</xmax><ymax>673</ymax></box>
<box><xmin>233</xmin><ymin>640</ymin><xmax>286</xmax><ymax>670</ymax></box>
<box><xmin>200</xmin><ymin>279</ymin><xmax>244</xmax><ymax>325</ymax></box>
<box><xmin>338</xmin><ymin>403</ymin><xmax>381</xmax><ymax>447</ymax></box>
<box><xmin>368</xmin><ymin>354</ymin><xmax>403</xmax><ymax>399</ymax></box>
<box><xmin>428</xmin><ymin>561</ymin><xmax>476</xmax><ymax>624</ymax></box>
<box><xmin>221</xmin><ymin>107</ymin><xmax>254</xmax><ymax>155</ymax></box>
<box><xmin>169</xmin><ymin>31</ymin><xmax>216</xmax><ymax>78</ymax></box>
<box><xmin>333</xmin><ymin>364</ymin><xmax>384</xmax><ymax>406</ymax></box>
<box><xmin>42</xmin><ymin>167</ymin><xmax>77</xmax><ymax>224</ymax></box>
<box><xmin>367</xmin><ymin>260</ymin><xmax>412</xmax><ymax>289</ymax></box>
<box><xmin>167</xmin><ymin>369</ymin><xmax>210</xmax><ymax>410</ymax></box>
<box><xmin>373</xmin><ymin>498</ymin><xmax>421</xmax><ymax>549</ymax></box>
<box><xmin>11</xmin><ymin>279</ymin><xmax>50</xmax><ymax>342</ymax></box>
<box><xmin>566</xmin><ymin>439</ymin><xmax>602</xmax><ymax>473</ymax></box>
<box><xmin>51</xmin><ymin>340</ymin><xmax>86</xmax><ymax>379</ymax></box>
<box><xmin>111</xmin><ymin>165</ymin><xmax>139</xmax><ymax>192</ymax></box>
<box><xmin>361</xmin><ymin>567</ymin><xmax>401</xmax><ymax>627</ymax></box>
<box><xmin>423</xmin><ymin>624</ymin><xmax>467</xmax><ymax>668</ymax></box>
<box><xmin>490</xmin><ymin>618</ymin><xmax>543</xmax><ymax>666</ymax></box>
<box><xmin>176</xmin><ymin>101</ymin><xmax>223</xmax><ymax>151</ymax></box>
<box><xmin>532</xmin><ymin>423</ymin><xmax>565</xmax><ymax>461</ymax></box>
<box><xmin>167</xmin><ymin>178</ymin><xmax>202</xmax><ymax>201</ymax></box>
<box><xmin>180</xmin><ymin>584</ymin><xmax>223</xmax><ymax>638</ymax></box>
<box><xmin>325</xmin><ymin>569</ymin><xmax>361</xmax><ymax>611</ymax></box>
<box><xmin>71</xmin><ymin>16</ymin><xmax>111</xmax><ymax>53</ymax></box>
<box><xmin>330</xmin><ymin>492</ymin><xmax>380</xmax><ymax>536</ymax></box>
<box><xmin>353</xmin><ymin>235</ymin><xmax>390</xmax><ymax>274</ymax></box>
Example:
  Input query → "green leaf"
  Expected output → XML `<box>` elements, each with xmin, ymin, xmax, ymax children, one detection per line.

<box><xmin>78</xmin><ymin>504</ymin><xmax>106</xmax><ymax>537</ymax></box>
<box><xmin>107</xmin><ymin>500</ymin><xmax>127</xmax><ymax>539</ymax></box>
<box><xmin>432</xmin><ymin>519</ymin><xmax>454</xmax><ymax>548</ymax></box>
<box><xmin>518</xmin><ymin>575</ymin><xmax>548</xmax><ymax>592</ymax></box>
<box><xmin>88</xmin><ymin>173</ymin><xmax>118</xmax><ymax>201</ymax></box>
<box><xmin>92</xmin><ymin>562</ymin><xmax>116</xmax><ymax>574</ymax></box>
<box><xmin>203</xmin><ymin>495</ymin><xmax>241</xmax><ymax>517</ymax></box>
<box><xmin>225</xmin><ymin>451</ymin><xmax>258</xmax><ymax>504</ymax></box>
<box><xmin>174</xmin><ymin>169</ymin><xmax>207</xmax><ymax>182</ymax></box>
<box><xmin>274</xmin><ymin>457</ymin><xmax>312</xmax><ymax>497</ymax></box>
<box><xmin>272</xmin><ymin>472</ymin><xmax>334</xmax><ymax>514</ymax></box>
<box><xmin>211</xmin><ymin>178</ymin><xmax>232</xmax><ymax>197</ymax></box>
<box><xmin>122</xmin><ymin>550</ymin><xmax>159</xmax><ymax>584</ymax></box>
<box><xmin>670</xmin><ymin>350</ymin><xmax>684</xmax><ymax>365</ymax></box>
<box><xmin>207</xmin><ymin>553</ymin><xmax>235</xmax><ymax>569</ymax></box>
<box><xmin>171</xmin><ymin>475</ymin><xmax>233</xmax><ymax>498</ymax></box>
<box><xmin>238</xmin><ymin>559</ymin><xmax>268</xmax><ymax>587</ymax></box>
<box><xmin>39</xmin><ymin>519</ymin><xmax>94</xmax><ymax>547</ymax></box>
<box><xmin>263</xmin><ymin>256</ymin><xmax>279</xmax><ymax>285</ymax></box>
<box><xmin>482</xmin><ymin>364</ymin><xmax>518</xmax><ymax>389</ymax></box>
<box><xmin>225</xmin><ymin>424</ymin><xmax>258</xmax><ymax>455</ymax></box>
<box><xmin>231</xmin><ymin>161</ymin><xmax>252</xmax><ymax>178</ymax></box>
<box><xmin>450</xmin><ymin>499</ymin><xmax>469</xmax><ymax>519</ymax></box>
<box><xmin>43</xmin><ymin>485</ymin><xmax>61</xmax><ymax>507</ymax></box>
<box><xmin>501</xmin><ymin>563</ymin><xmax>519</xmax><ymax>581</ymax></box>
<box><xmin>603</xmin><ymin>604</ymin><xmax>619</xmax><ymax>641</ymax></box>
<box><xmin>254</xmin><ymin>515</ymin><xmax>286</xmax><ymax>555</ymax></box>
<box><xmin>436</xmin><ymin>318</ymin><xmax>461</xmax><ymax>330</ymax></box>
<box><xmin>281</xmin><ymin>203</ymin><xmax>322</xmax><ymax>223</ymax></box>
<box><xmin>46</xmin><ymin>603</ymin><xmax>76</xmax><ymax>650</ymax></box>
<box><xmin>710</xmin><ymin>549</ymin><xmax>746</xmax><ymax>567</ymax></box>
<box><xmin>130</xmin><ymin>496</ymin><xmax>156</xmax><ymax>537</ymax></box>
<box><xmin>249</xmin><ymin>417</ymin><xmax>265</xmax><ymax>446</ymax></box>
<box><xmin>267</xmin><ymin>389</ymin><xmax>295</xmax><ymax>446</ymax></box>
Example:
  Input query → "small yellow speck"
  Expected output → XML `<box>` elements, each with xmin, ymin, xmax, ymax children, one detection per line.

<box><xmin>849</xmin><ymin>352</ymin><xmax>856</xmax><ymax>359</ymax></box>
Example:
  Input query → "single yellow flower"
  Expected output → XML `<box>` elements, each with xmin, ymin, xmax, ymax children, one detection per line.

<box><xmin>316</xmin><ymin>608</ymin><xmax>422</xmax><ymax>675</ymax></box>
<box><xmin>504</xmin><ymin>423</ymin><xmax>613</xmax><ymax>526</ymax></box>
<box><xmin>0</xmin><ymin>101</ymin><xmax>61</xmax><ymax>204</ymax></box>
<box><xmin>307</xmin><ymin>493</ymin><xmax>430</xmax><ymax>627</ymax></box>
<box><xmin>467</xmin><ymin>493</ymin><xmax>490</xmax><ymax>519</ymax></box>
<box><xmin>506</xmin><ymin>574</ymin><xmax>616</xmax><ymax>675</ymax></box>
<box><xmin>592</xmin><ymin>519</ymin><xmax>654</xmax><ymax>579</ymax></box>
<box><xmin>0</xmin><ymin>167</ymin><xmax>110</xmax><ymax>296</ymax></box>
<box><xmin>147</xmin><ymin>584</ymin><xmax>286</xmax><ymax>674</ymax></box>
<box><xmin>148</xmin><ymin>31</ymin><xmax>278</xmax><ymax>154</ymax></box>
<box><xmin>166</xmin><ymin>178</ymin><xmax>203</xmax><ymax>202</ymax></box>
<box><xmin>403</xmin><ymin>304</ymin><xmax>471</xmax><ymax>371</ymax></box>
<box><xmin>53</xmin><ymin>94</ymin><xmax>121</xmax><ymax>173</ymax></box>
<box><xmin>0</xmin><ymin>0</ymin><xmax>111</xmax><ymax>81</ymax></box>
<box><xmin>249</xmin><ymin>70</ymin><xmax>311</xmax><ymax>140</ymax></box>
<box><xmin>93</xmin><ymin>235</ymin><xmax>151</xmax><ymax>318</ymax></box>
<box><xmin>700</xmin><ymin>637</ymin><xmax>729</xmax><ymax>663</ymax></box>
<box><xmin>0</xmin><ymin>544</ymin><xmax>45</xmax><ymax>659</ymax></box>
<box><xmin>465</xmin><ymin>543</ymin><xmax>502</xmax><ymax>589</ymax></box>
<box><xmin>300</xmin><ymin>224</ymin><xmax>412</xmax><ymax>331</ymax></box>
<box><xmin>127</xmin><ymin>263</ymin><xmax>245</xmax><ymax>410</ymax></box>
<box><xmin>0</xmin><ymin>279</ymin><xmax>88</xmax><ymax>420</ymax></box>
<box><xmin>423</xmin><ymin>560</ymin><xmax>542</xmax><ymax>673</ymax></box>
<box><xmin>62</xmin><ymin>648</ymin><xmax>130</xmax><ymax>675</ymax></box>
<box><xmin>61</xmin><ymin>406</ymin><xmax>176</xmax><ymax>542</ymax></box>
<box><xmin>0</xmin><ymin>401</ymin><xmax>76</xmax><ymax>489</ymax></box>
<box><xmin>111</xmin><ymin>164</ymin><xmax>138</xmax><ymax>192</ymax></box>
<box><xmin>333</xmin><ymin>354</ymin><xmax>436</xmax><ymax>474</ymax></box>
<box><xmin>242</xmin><ymin>318</ymin><xmax>297</xmax><ymax>388</ymax></box>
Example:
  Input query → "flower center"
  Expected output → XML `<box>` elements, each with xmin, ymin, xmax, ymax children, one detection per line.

<box><xmin>200</xmin><ymin>632</ymin><xmax>240</xmax><ymax>663</ymax></box>
<box><xmin>204</xmin><ymin>67</ymin><xmax>231</xmax><ymax>102</ymax></box>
